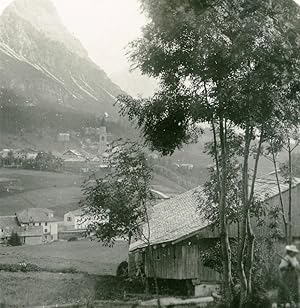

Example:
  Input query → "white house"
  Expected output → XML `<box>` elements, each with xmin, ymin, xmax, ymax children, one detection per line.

<box><xmin>63</xmin><ymin>209</ymin><xmax>92</xmax><ymax>230</ymax></box>
<box><xmin>180</xmin><ymin>163</ymin><xmax>194</xmax><ymax>170</ymax></box>
<box><xmin>17</xmin><ymin>208</ymin><xmax>58</xmax><ymax>242</ymax></box>
<box><xmin>57</xmin><ymin>133</ymin><xmax>70</xmax><ymax>142</ymax></box>
<box><xmin>62</xmin><ymin>149</ymin><xmax>86</xmax><ymax>162</ymax></box>
<box><xmin>23</xmin><ymin>148</ymin><xmax>39</xmax><ymax>160</ymax></box>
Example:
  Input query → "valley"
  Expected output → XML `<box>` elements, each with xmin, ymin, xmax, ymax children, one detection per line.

<box><xmin>0</xmin><ymin>165</ymin><xmax>206</xmax><ymax>218</ymax></box>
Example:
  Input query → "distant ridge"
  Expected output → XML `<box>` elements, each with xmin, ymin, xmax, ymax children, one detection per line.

<box><xmin>0</xmin><ymin>0</ymin><xmax>125</xmax><ymax>119</ymax></box>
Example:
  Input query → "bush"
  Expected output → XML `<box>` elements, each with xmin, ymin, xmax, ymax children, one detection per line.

<box><xmin>7</xmin><ymin>232</ymin><xmax>22</xmax><ymax>246</ymax></box>
<box><xmin>116</xmin><ymin>261</ymin><xmax>128</xmax><ymax>277</ymax></box>
<box><xmin>68</xmin><ymin>237</ymin><xmax>78</xmax><ymax>242</ymax></box>
<box><xmin>60</xmin><ymin>267</ymin><xmax>78</xmax><ymax>274</ymax></box>
<box><xmin>0</xmin><ymin>263</ymin><xmax>41</xmax><ymax>272</ymax></box>
<box><xmin>229</xmin><ymin>288</ymin><xmax>272</xmax><ymax>308</ymax></box>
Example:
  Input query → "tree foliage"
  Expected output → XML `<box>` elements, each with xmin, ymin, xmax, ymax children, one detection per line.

<box><xmin>8</xmin><ymin>232</ymin><xmax>22</xmax><ymax>246</ymax></box>
<box><xmin>119</xmin><ymin>0</ymin><xmax>300</xmax><ymax>152</ymax></box>
<box><xmin>80</xmin><ymin>141</ymin><xmax>153</xmax><ymax>246</ymax></box>
<box><xmin>117</xmin><ymin>0</ymin><xmax>300</xmax><ymax>305</ymax></box>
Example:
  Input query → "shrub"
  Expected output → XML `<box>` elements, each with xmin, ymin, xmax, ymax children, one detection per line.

<box><xmin>60</xmin><ymin>267</ymin><xmax>78</xmax><ymax>274</ymax></box>
<box><xmin>228</xmin><ymin>287</ymin><xmax>272</xmax><ymax>308</ymax></box>
<box><xmin>0</xmin><ymin>263</ymin><xmax>41</xmax><ymax>272</ymax></box>
<box><xmin>68</xmin><ymin>237</ymin><xmax>78</xmax><ymax>242</ymax></box>
<box><xmin>116</xmin><ymin>261</ymin><xmax>128</xmax><ymax>277</ymax></box>
<box><xmin>7</xmin><ymin>232</ymin><xmax>22</xmax><ymax>246</ymax></box>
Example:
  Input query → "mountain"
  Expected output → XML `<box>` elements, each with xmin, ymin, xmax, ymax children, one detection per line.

<box><xmin>0</xmin><ymin>0</ymin><xmax>124</xmax><ymax>122</ymax></box>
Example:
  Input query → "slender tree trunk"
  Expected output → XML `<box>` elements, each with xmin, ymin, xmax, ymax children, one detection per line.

<box><xmin>217</xmin><ymin>119</ymin><xmax>233</xmax><ymax>303</ymax></box>
<box><xmin>238</xmin><ymin>125</ymin><xmax>251</xmax><ymax>307</ymax></box>
<box><xmin>244</xmin><ymin>128</ymin><xmax>263</xmax><ymax>296</ymax></box>
<box><xmin>239</xmin><ymin>127</ymin><xmax>264</xmax><ymax>307</ymax></box>
<box><xmin>270</xmin><ymin>142</ymin><xmax>288</xmax><ymax>243</ymax></box>
<box><xmin>148</xmin><ymin>245</ymin><xmax>161</xmax><ymax>307</ymax></box>
<box><xmin>245</xmin><ymin>213</ymin><xmax>255</xmax><ymax>295</ymax></box>
<box><xmin>141</xmin><ymin>199</ymin><xmax>161</xmax><ymax>307</ymax></box>
<box><xmin>288</xmin><ymin>139</ymin><xmax>292</xmax><ymax>244</ymax></box>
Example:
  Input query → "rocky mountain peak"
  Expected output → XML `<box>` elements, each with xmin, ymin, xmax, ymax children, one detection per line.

<box><xmin>2</xmin><ymin>0</ymin><xmax>87</xmax><ymax>58</ymax></box>
<box><xmin>0</xmin><ymin>0</ymin><xmax>125</xmax><ymax>121</ymax></box>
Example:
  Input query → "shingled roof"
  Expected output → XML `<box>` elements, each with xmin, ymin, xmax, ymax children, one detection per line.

<box><xmin>65</xmin><ymin>208</ymin><xmax>84</xmax><ymax>217</ymax></box>
<box><xmin>17</xmin><ymin>208</ymin><xmax>58</xmax><ymax>223</ymax></box>
<box><xmin>0</xmin><ymin>216</ymin><xmax>20</xmax><ymax>237</ymax></box>
<box><xmin>130</xmin><ymin>172</ymin><xmax>300</xmax><ymax>251</ymax></box>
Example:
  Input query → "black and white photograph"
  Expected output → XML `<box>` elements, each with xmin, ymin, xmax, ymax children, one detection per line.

<box><xmin>0</xmin><ymin>0</ymin><xmax>300</xmax><ymax>307</ymax></box>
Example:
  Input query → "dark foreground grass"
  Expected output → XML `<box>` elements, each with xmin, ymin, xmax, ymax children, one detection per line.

<box><xmin>94</xmin><ymin>275</ymin><xmax>145</xmax><ymax>301</ymax></box>
<box><xmin>0</xmin><ymin>272</ymin><xmax>95</xmax><ymax>307</ymax></box>
<box><xmin>0</xmin><ymin>273</ymin><xmax>145</xmax><ymax>306</ymax></box>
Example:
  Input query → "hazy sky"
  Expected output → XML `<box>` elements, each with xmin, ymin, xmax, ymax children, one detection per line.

<box><xmin>0</xmin><ymin>0</ymin><xmax>146</xmax><ymax>75</ymax></box>
<box><xmin>51</xmin><ymin>0</ymin><xmax>146</xmax><ymax>75</ymax></box>
<box><xmin>1</xmin><ymin>0</ymin><xmax>300</xmax><ymax>75</ymax></box>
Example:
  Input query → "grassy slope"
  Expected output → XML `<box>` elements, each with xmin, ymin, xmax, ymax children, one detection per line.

<box><xmin>0</xmin><ymin>167</ymin><xmax>196</xmax><ymax>217</ymax></box>
<box><xmin>0</xmin><ymin>168</ymin><xmax>83</xmax><ymax>217</ymax></box>
<box><xmin>0</xmin><ymin>239</ymin><xmax>129</xmax><ymax>275</ymax></box>
<box><xmin>0</xmin><ymin>239</ymin><xmax>129</xmax><ymax>306</ymax></box>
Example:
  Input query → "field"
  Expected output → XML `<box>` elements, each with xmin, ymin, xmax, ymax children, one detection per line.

<box><xmin>0</xmin><ymin>271</ymin><xmax>96</xmax><ymax>307</ymax></box>
<box><xmin>0</xmin><ymin>168</ymin><xmax>85</xmax><ymax>217</ymax></box>
<box><xmin>0</xmin><ymin>239</ymin><xmax>130</xmax><ymax>306</ymax></box>
<box><xmin>0</xmin><ymin>239</ymin><xmax>128</xmax><ymax>275</ymax></box>
<box><xmin>0</xmin><ymin>167</ymin><xmax>191</xmax><ymax>218</ymax></box>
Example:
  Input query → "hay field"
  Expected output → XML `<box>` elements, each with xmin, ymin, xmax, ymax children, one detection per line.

<box><xmin>0</xmin><ymin>239</ymin><xmax>129</xmax><ymax>275</ymax></box>
<box><xmin>0</xmin><ymin>168</ymin><xmax>83</xmax><ymax>217</ymax></box>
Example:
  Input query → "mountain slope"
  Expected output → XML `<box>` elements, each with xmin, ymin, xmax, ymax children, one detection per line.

<box><xmin>0</xmin><ymin>0</ymin><xmax>124</xmax><ymax>119</ymax></box>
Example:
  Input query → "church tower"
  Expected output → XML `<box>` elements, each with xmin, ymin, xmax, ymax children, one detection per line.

<box><xmin>98</xmin><ymin>127</ymin><xmax>107</xmax><ymax>156</ymax></box>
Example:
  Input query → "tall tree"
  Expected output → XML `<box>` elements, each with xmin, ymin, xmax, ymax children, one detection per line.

<box><xmin>80</xmin><ymin>141</ymin><xmax>161</xmax><ymax>304</ymax></box>
<box><xmin>80</xmin><ymin>141</ymin><xmax>152</xmax><ymax>246</ymax></box>
<box><xmin>118</xmin><ymin>0</ymin><xmax>300</xmax><ymax>305</ymax></box>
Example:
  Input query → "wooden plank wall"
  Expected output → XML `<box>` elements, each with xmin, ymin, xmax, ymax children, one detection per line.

<box><xmin>144</xmin><ymin>240</ymin><xmax>221</xmax><ymax>281</ymax></box>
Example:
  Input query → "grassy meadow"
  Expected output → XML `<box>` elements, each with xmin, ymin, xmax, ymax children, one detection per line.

<box><xmin>0</xmin><ymin>239</ymin><xmax>129</xmax><ymax>275</ymax></box>
<box><xmin>0</xmin><ymin>168</ymin><xmax>84</xmax><ymax>217</ymax></box>
<box><xmin>0</xmin><ymin>239</ymin><xmax>129</xmax><ymax>306</ymax></box>
<box><xmin>0</xmin><ymin>167</ymin><xmax>188</xmax><ymax>220</ymax></box>
<box><xmin>0</xmin><ymin>272</ymin><xmax>96</xmax><ymax>307</ymax></box>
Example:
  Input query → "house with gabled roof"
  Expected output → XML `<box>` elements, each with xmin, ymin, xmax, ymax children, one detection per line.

<box><xmin>129</xmin><ymin>172</ymin><xmax>300</xmax><ymax>296</ymax></box>
<box><xmin>62</xmin><ymin>149</ymin><xmax>86</xmax><ymax>162</ymax></box>
<box><xmin>0</xmin><ymin>215</ymin><xmax>43</xmax><ymax>245</ymax></box>
<box><xmin>62</xmin><ymin>149</ymin><xmax>98</xmax><ymax>173</ymax></box>
<box><xmin>63</xmin><ymin>208</ymin><xmax>90</xmax><ymax>230</ymax></box>
<box><xmin>0</xmin><ymin>216</ymin><xmax>21</xmax><ymax>244</ymax></box>
<box><xmin>23</xmin><ymin>148</ymin><xmax>39</xmax><ymax>160</ymax></box>
<box><xmin>17</xmin><ymin>208</ymin><xmax>59</xmax><ymax>242</ymax></box>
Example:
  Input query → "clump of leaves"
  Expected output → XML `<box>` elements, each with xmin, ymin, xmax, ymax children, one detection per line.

<box><xmin>80</xmin><ymin>141</ymin><xmax>153</xmax><ymax>246</ymax></box>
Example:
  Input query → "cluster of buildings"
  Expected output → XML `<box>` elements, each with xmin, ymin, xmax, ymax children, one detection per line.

<box><xmin>0</xmin><ymin>126</ymin><xmax>112</xmax><ymax>173</ymax></box>
<box><xmin>61</xmin><ymin>148</ymin><xmax>110</xmax><ymax>173</ymax></box>
<box><xmin>0</xmin><ymin>148</ymin><xmax>39</xmax><ymax>160</ymax></box>
<box><xmin>0</xmin><ymin>207</ymin><xmax>92</xmax><ymax>245</ymax></box>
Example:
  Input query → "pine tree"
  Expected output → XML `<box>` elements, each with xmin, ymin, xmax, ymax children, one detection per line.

<box><xmin>8</xmin><ymin>231</ymin><xmax>22</xmax><ymax>246</ymax></box>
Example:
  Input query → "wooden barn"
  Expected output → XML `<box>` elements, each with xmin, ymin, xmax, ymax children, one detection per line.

<box><xmin>129</xmin><ymin>172</ymin><xmax>300</xmax><ymax>296</ymax></box>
